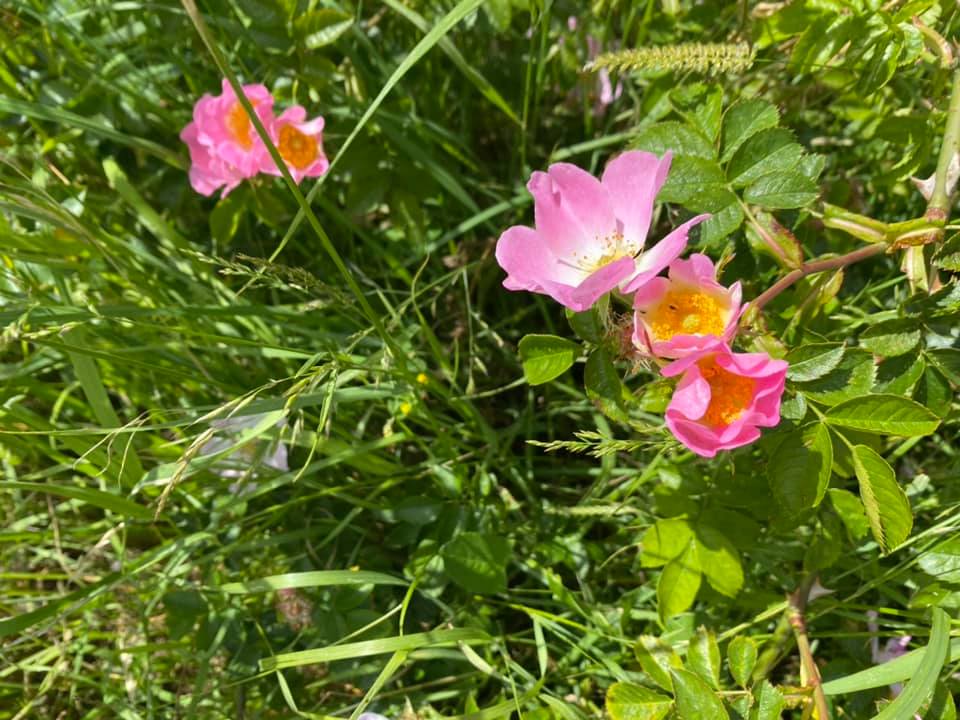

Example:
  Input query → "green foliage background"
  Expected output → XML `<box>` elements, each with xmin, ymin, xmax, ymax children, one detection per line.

<box><xmin>1</xmin><ymin>0</ymin><xmax>960</xmax><ymax>718</ymax></box>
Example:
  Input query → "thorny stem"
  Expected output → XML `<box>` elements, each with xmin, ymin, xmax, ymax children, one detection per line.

<box><xmin>747</xmin><ymin>243</ymin><xmax>887</xmax><ymax>314</ymax></box>
<box><xmin>789</xmin><ymin>576</ymin><xmax>831</xmax><ymax>720</ymax></box>
<box><xmin>927</xmin><ymin>65</ymin><xmax>960</xmax><ymax>216</ymax></box>
<box><xmin>907</xmin><ymin>64</ymin><xmax>960</xmax><ymax>291</ymax></box>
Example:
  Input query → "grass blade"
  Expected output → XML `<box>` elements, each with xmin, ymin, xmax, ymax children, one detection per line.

<box><xmin>259</xmin><ymin>628</ymin><xmax>490</xmax><ymax>671</ymax></box>
<box><xmin>220</xmin><ymin>570</ymin><xmax>406</xmax><ymax>594</ymax></box>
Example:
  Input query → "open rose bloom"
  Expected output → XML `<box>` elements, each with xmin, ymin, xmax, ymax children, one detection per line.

<box><xmin>181</xmin><ymin>79</ymin><xmax>327</xmax><ymax>197</ymax></box>
<box><xmin>181</xmin><ymin>79</ymin><xmax>275</xmax><ymax>196</ymax></box>
<box><xmin>263</xmin><ymin>106</ymin><xmax>329</xmax><ymax>183</ymax></box>
<box><xmin>662</xmin><ymin>344</ymin><xmax>787</xmax><ymax>457</ymax></box>
<box><xmin>495</xmin><ymin>151</ymin><xmax>709</xmax><ymax>312</ymax></box>
<box><xmin>633</xmin><ymin>253</ymin><xmax>744</xmax><ymax>358</ymax></box>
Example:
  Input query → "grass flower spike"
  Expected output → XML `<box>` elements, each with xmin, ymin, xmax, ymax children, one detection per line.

<box><xmin>264</xmin><ymin>106</ymin><xmax>329</xmax><ymax>182</ymax></box>
<box><xmin>633</xmin><ymin>253</ymin><xmax>744</xmax><ymax>358</ymax></box>
<box><xmin>495</xmin><ymin>151</ymin><xmax>709</xmax><ymax>312</ymax></box>
<box><xmin>662</xmin><ymin>344</ymin><xmax>787</xmax><ymax>457</ymax></box>
<box><xmin>180</xmin><ymin>79</ymin><xmax>275</xmax><ymax>196</ymax></box>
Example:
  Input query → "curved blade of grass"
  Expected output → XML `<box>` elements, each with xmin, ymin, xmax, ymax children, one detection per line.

<box><xmin>0</xmin><ymin>96</ymin><xmax>186</xmax><ymax>169</ymax></box>
<box><xmin>259</xmin><ymin>628</ymin><xmax>490</xmax><ymax>671</ymax></box>
<box><xmin>348</xmin><ymin>650</ymin><xmax>409</xmax><ymax>720</ymax></box>
<box><xmin>382</xmin><ymin>0</ymin><xmax>519</xmax><ymax>125</ymax></box>
<box><xmin>872</xmin><ymin>607</ymin><xmax>950</xmax><ymax>719</ymax></box>
<box><xmin>259</xmin><ymin>0</ymin><xmax>485</xmax><ymax>268</ymax></box>
<box><xmin>822</xmin><ymin>609</ymin><xmax>954</xmax><ymax>696</ymax></box>
<box><xmin>0</xmin><ymin>481</ymin><xmax>152</xmax><ymax>520</ymax></box>
<box><xmin>220</xmin><ymin>570</ymin><xmax>406</xmax><ymax>594</ymax></box>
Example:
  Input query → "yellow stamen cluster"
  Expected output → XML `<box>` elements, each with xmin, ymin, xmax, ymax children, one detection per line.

<box><xmin>649</xmin><ymin>289</ymin><xmax>725</xmax><ymax>340</ymax></box>
<box><xmin>226</xmin><ymin>101</ymin><xmax>254</xmax><ymax>149</ymax></box>
<box><xmin>698</xmin><ymin>355</ymin><xmax>755</xmax><ymax>428</ymax></box>
<box><xmin>278</xmin><ymin>125</ymin><xmax>318</xmax><ymax>170</ymax></box>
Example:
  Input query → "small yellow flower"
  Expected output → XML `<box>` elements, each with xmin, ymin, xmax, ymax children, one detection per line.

<box><xmin>400</xmin><ymin>401</ymin><xmax>413</xmax><ymax>416</ymax></box>
<box><xmin>416</xmin><ymin>372</ymin><xmax>429</xmax><ymax>385</ymax></box>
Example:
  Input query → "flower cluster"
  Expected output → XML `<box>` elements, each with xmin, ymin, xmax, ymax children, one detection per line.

<box><xmin>495</xmin><ymin>151</ymin><xmax>788</xmax><ymax>457</ymax></box>
<box><xmin>181</xmin><ymin>79</ymin><xmax>328</xmax><ymax>197</ymax></box>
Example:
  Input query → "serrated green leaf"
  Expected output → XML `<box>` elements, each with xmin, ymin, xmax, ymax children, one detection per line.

<box><xmin>743</xmin><ymin>171</ymin><xmax>818</xmax><ymax>209</ymax></box>
<box><xmin>441</xmin><ymin>532</ymin><xmax>510</xmax><ymax>594</ymax></box>
<box><xmin>641</xmin><ymin>518</ymin><xmax>695</xmax><ymax>567</ymax></box>
<box><xmin>727</xmin><ymin>636</ymin><xmax>757</xmax><ymax>688</ymax></box>
<box><xmin>915</xmin><ymin>366</ymin><xmax>952</xmax><ymax>417</ymax></box>
<box><xmin>635</xmin><ymin>121</ymin><xmax>715</xmax><ymax>160</ymax></box>
<box><xmin>767</xmin><ymin>423</ymin><xmax>833</xmax><ymax>513</ymax></box>
<box><xmin>797</xmin><ymin>349</ymin><xmax>876</xmax><ymax>406</ymax></box>
<box><xmin>294</xmin><ymin>8</ymin><xmax>353</xmax><ymax>48</ymax></box>
<box><xmin>750</xmin><ymin>680</ymin><xmax>784</xmax><ymax>720</ymax></box>
<box><xmin>518</xmin><ymin>334</ymin><xmax>578</xmax><ymax>385</ymax></box>
<box><xmin>605</xmin><ymin>682</ymin><xmax>673</xmax><ymax>720</ymax></box>
<box><xmin>860</xmin><ymin>318</ymin><xmax>922</xmax><ymax>357</ymax></box>
<box><xmin>790</xmin><ymin>16</ymin><xmax>856</xmax><ymax>73</ymax></box>
<box><xmin>635</xmin><ymin>636</ymin><xmax>683</xmax><ymax>692</ymax></box>
<box><xmin>927</xmin><ymin>347</ymin><xmax>960</xmax><ymax>385</ymax></box>
<box><xmin>688</xmin><ymin>626</ymin><xmax>721</xmax><ymax>689</ymax></box>
<box><xmin>727</xmin><ymin>128</ymin><xmax>804</xmax><ymax>187</ymax></box>
<box><xmin>852</xmin><ymin>445</ymin><xmax>912</xmax><ymax>553</ymax></box>
<box><xmin>657</xmin><ymin>541</ymin><xmax>701</xmax><ymax>621</ymax></box>
<box><xmin>695</xmin><ymin>524</ymin><xmax>743</xmax><ymax>598</ymax></box>
<box><xmin>585</xmin><ymin>347</ymin><xmax>630</xmax><ymax>422</ymax></box>
<box><xmin>875</xmin><ymin>353</ymin><xmax>925</xmax><ymax>395</ymax></box>
<box><xmin>699</xmin><ymin>201</ymin><xmax>744</xmax><ymax>246</ymax></box>
<box><xmin>566</xmin><ymin>306</ymin><xmax>604</xmax><ymax>344</ymax></box>
<box><xmin>828</xmin><ymin>488</ymin><xmax>869</xmax><ymax>540</ymax></box>
<box><xmin>658</xmin><ymin>156</ymin><xmax>727</xmax><ymax>208</ymax></box>
<box><xmin>671</xmin><ymin>667</ymin><xmax>729</xmax><ymax>720</ymax></box>
<box><xmin>826</xmin><ymin>394</ymin><xmax>940</xmax><ymax>436</ymax></box>
<box><xmin>918</xmin><ymin>537</ymin><xmax>960</xmax><ymax>583</ymax></box>
<box><xmin>721</xmin><ymin>99</ymin><xmax>780</xmax><ymax>162</ymax></box>
<box><xmin>796</xmin><ymin>152</ymin><xmax>826</xmax><ymax>182</ymax></box>
<box><xmin>857</xmin><ymin>37</ymin><xmax>902</xmax><ymax>93</ymax></box>
<box><xmin>671</xmin><ymin>84</ymin><xmax>723</xmax><ymax>142</ymax></box>
<box><xmin>786</xmin><ymin>343</ymin><xmax>845</xmax><ymax>382</ymax></box>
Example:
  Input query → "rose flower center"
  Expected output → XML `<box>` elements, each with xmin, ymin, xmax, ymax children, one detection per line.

<box><xmin>278</xmin><ymin>125</ymin><xmax>318</xmax><ymax>170</ymax></box>
<box><xmin>226</xmin><ymin>101</ymin><xmax>254</xmax><ymax>149</ymax></box>
<box><xmin>698</xmin><ymin>356</ymin><xmax>755</xmax><ymax>428</ymax></box>
<box><xmin>650</xmin><ymin>289</ymin><xmax>725</xmax><ymax>340</ymax></box>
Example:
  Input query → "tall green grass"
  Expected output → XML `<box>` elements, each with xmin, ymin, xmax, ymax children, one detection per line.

<box><xmin>1</xmin><ymin>1</ymin><xmax>958</xmax><ymax>718</ymax></box>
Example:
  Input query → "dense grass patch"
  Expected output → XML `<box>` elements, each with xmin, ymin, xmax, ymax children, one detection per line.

<box><xmin>2</xmin><ymin>1</ymin><xmax>960</xmax><ymax>718</ymax></box>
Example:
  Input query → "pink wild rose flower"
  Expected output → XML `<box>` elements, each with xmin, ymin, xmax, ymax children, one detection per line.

<box><xmin>633</xmin><ymin>253</ymin><xmax>744</xmax><ymax>359</ymax></box>
<box><xmin>180</xmin><ymin>79</ymin><xmax>276</xmax><ymax>196</ymax></box>
<box><xmin>662</xmin><ymin>344</ymin><xmax>787</xmax><ymax>457</ymax></box>
<box><xmin>496</xmin><ymin>151</ymin><xmax>709</xmax><ymax>312</ymax></box>
<box><xmin>263</xmin><ymin>105</ymin><xmax>329</xmax><ymax>183</ymax></box>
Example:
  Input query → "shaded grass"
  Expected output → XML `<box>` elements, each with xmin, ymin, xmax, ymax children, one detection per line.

<box><xmin>1</xmin><ymin>1</ymin><xmax>959</xmax><ymax>718</ymax></box>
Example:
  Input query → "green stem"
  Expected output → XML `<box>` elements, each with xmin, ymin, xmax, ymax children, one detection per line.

<box><xmin>908</xmin><ymin>63</ymin><xmax>960</xmax><ymax>291</ymax></box>
<box><xmin>927</xmin><ymin>65</ymin><xmax>960</xmax><ymax>216</ymax></box>
<box><xmin>789</xmin><ymin>576</ymin><xmax>831</xmax><ymax>720</ymax></box>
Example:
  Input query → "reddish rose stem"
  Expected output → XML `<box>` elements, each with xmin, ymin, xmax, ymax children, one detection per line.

<box><xmin>747</xmin><ymin>243</ymin><xmax>888</xmax><ymax>315</ymax></box>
